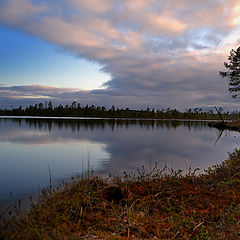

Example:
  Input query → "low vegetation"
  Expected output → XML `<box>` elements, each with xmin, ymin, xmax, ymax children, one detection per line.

<box><xmin>208</xmin><ymin>120</ymin><xmax>240</xmax><ymax>132</ymax></box>
<box><xmin>2</xmin><ymin>151</ymin><xmax>240</xmax><ymax>239</ymax></box>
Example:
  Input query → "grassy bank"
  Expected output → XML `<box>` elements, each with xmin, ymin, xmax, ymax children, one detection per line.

<box><xmin>208</xmin><ymin>120</ymin><xmax>240</xmax><ymax>131</ymax></box>
<box><xmin>2</xmin><ymin>152</ymin><xmax>240</xmax><ymax>239</ymax></box>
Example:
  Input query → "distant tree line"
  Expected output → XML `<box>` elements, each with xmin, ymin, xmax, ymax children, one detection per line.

<box><xmin>0</xmin><ymin>101</ymin><xmax>239</xmax><ymax>120</ymax></box>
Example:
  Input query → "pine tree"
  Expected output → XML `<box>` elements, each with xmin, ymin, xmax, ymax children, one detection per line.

<box><xmin>220</xmin><ymin>46</ymin><xmax>240</xmax><ymax>98</ymax></box>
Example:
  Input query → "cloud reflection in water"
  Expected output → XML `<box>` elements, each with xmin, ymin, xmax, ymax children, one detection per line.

<box><xmin>0</xmin><ymin>118</ymin><xmax>237</xmax><ymax>206</ymax></box>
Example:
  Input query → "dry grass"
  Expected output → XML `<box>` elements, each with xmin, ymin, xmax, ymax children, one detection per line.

<box><xmin>208</xmin><ymin>120</ymin><xmax>240</xmax><ymax>131</ymax></box>
<box><xmin>2</xmin><ymin>151</ymin><xmax>240</xmax><ymax>239</ymax></box>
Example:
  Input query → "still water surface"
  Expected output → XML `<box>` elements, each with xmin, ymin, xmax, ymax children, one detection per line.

<box><xmin>0</xmin><ymin>117</ymin><xmax>239</xmax><ymax>209</ymax></box>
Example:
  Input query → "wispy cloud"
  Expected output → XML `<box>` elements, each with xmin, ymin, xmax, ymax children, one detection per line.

<box><xmin>0</xmin><ymin>0</ymin><xmax>240</xmax><ymax>109</ymax></box>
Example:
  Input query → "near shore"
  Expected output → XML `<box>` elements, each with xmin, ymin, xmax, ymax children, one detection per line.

<box><xmin>2</xmin><ymin>151</ymin><xmax>240</xmax><ymax>239</ymax></box>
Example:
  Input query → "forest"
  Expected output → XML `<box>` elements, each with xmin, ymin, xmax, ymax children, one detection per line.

<box><xmin>0</xmin><ymin>101</ymin><xmax>239</xmax><ymax>120</ymax></box>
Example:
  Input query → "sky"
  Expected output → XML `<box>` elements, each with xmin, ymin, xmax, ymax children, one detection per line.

<box><xmin>0</xmin><ymin>0</ymin><xmax>240</xmax><ymax>110</ymax></box>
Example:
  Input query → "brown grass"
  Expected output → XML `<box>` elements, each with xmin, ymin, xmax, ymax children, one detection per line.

<box><xmin>2</xmin><ymin>151</ymin><xmax>240</xmax><ymax>239</ymax></box>
<box><xmin>208</xmin><ymin>120</ymin><xmax>240</xmax><ymax>131</ymax></box>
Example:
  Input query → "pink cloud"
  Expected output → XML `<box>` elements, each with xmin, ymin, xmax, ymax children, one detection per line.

<box><xmin>0</xmin><ymin>0</ymin><xmax>47</xmax><ymax>26</ymax></box>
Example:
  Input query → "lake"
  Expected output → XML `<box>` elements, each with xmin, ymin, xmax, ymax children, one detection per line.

<box><xmin>0</xmin><ymin>117</ymin><xmax>238</xmax><ymax>212</ymax></box>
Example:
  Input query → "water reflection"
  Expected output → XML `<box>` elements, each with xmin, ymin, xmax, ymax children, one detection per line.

<box><xmin>0</xmin><ymin>117</ymin><xmax>238</xmax><ymax>209</ymax></box>
<box><xmin>0</xmin><ymin>117</ymin><xmax>210</xmax><ymax>131</ymax></box>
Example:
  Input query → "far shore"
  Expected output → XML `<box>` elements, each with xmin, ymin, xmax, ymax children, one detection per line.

<box><xmin>208</xmin><ymin>120</ymin><xmax>240</xmax><ymax>132</ymax></box>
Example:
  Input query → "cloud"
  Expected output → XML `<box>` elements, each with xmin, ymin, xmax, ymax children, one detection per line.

<box><xmin>0</xmin><ymin>0</ymin><xmax>240</xmax><ymax>109</ymax></box>
<box><xmin>69</xmin><ymin>0</ymin><xmax>111</xmax><ymax>14</ymax></box>
<box><xmin>0</xmin><ymin>82</ymin><xmax>237</xmax><ymax>111</ymax></box>
<box><xmin>0</xmin><ymin>0</ymin><xmax>47</xmax><ymax>27</ymax></box>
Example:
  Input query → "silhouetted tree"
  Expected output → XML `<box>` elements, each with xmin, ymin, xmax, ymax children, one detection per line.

<box><xmin>220</xmin><ymin>46</ymin><xmax>240</xmax><ymax>98</ymax></box>
<box><xmin>38</xmin><ymin>102</ymin><xmax>44</xmax><ymax>109</ymax></box>
<box><xmin>71</xmin><ymin>101</ymin><xmax>77</xmax><ymax>109</ymax></box>
<box><xmin>48</xmin><ymin>101</ymin><xmax>53</xmax><ymax>110</ymax></box>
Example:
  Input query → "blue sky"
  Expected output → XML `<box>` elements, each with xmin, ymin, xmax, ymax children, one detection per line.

<box><xmin>0</xmin><ymin>25</ymin><xmax>110</xmax><ymax>89</ymax></box>
<box><xmin>0</xmin><ymin>0</ymin><xmax>240</xmax><ymax>110</ymax></box>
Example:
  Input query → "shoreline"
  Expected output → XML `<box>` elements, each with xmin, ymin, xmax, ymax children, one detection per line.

<box><xmin>2</xmin><ymin>151</ymin><xmax>240</xmax><ymax>239</ymax></box>
<box><xmin>208</xmin><ymin>120</ymin><xmax>240</xmax><ymax>132</ymax></box>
